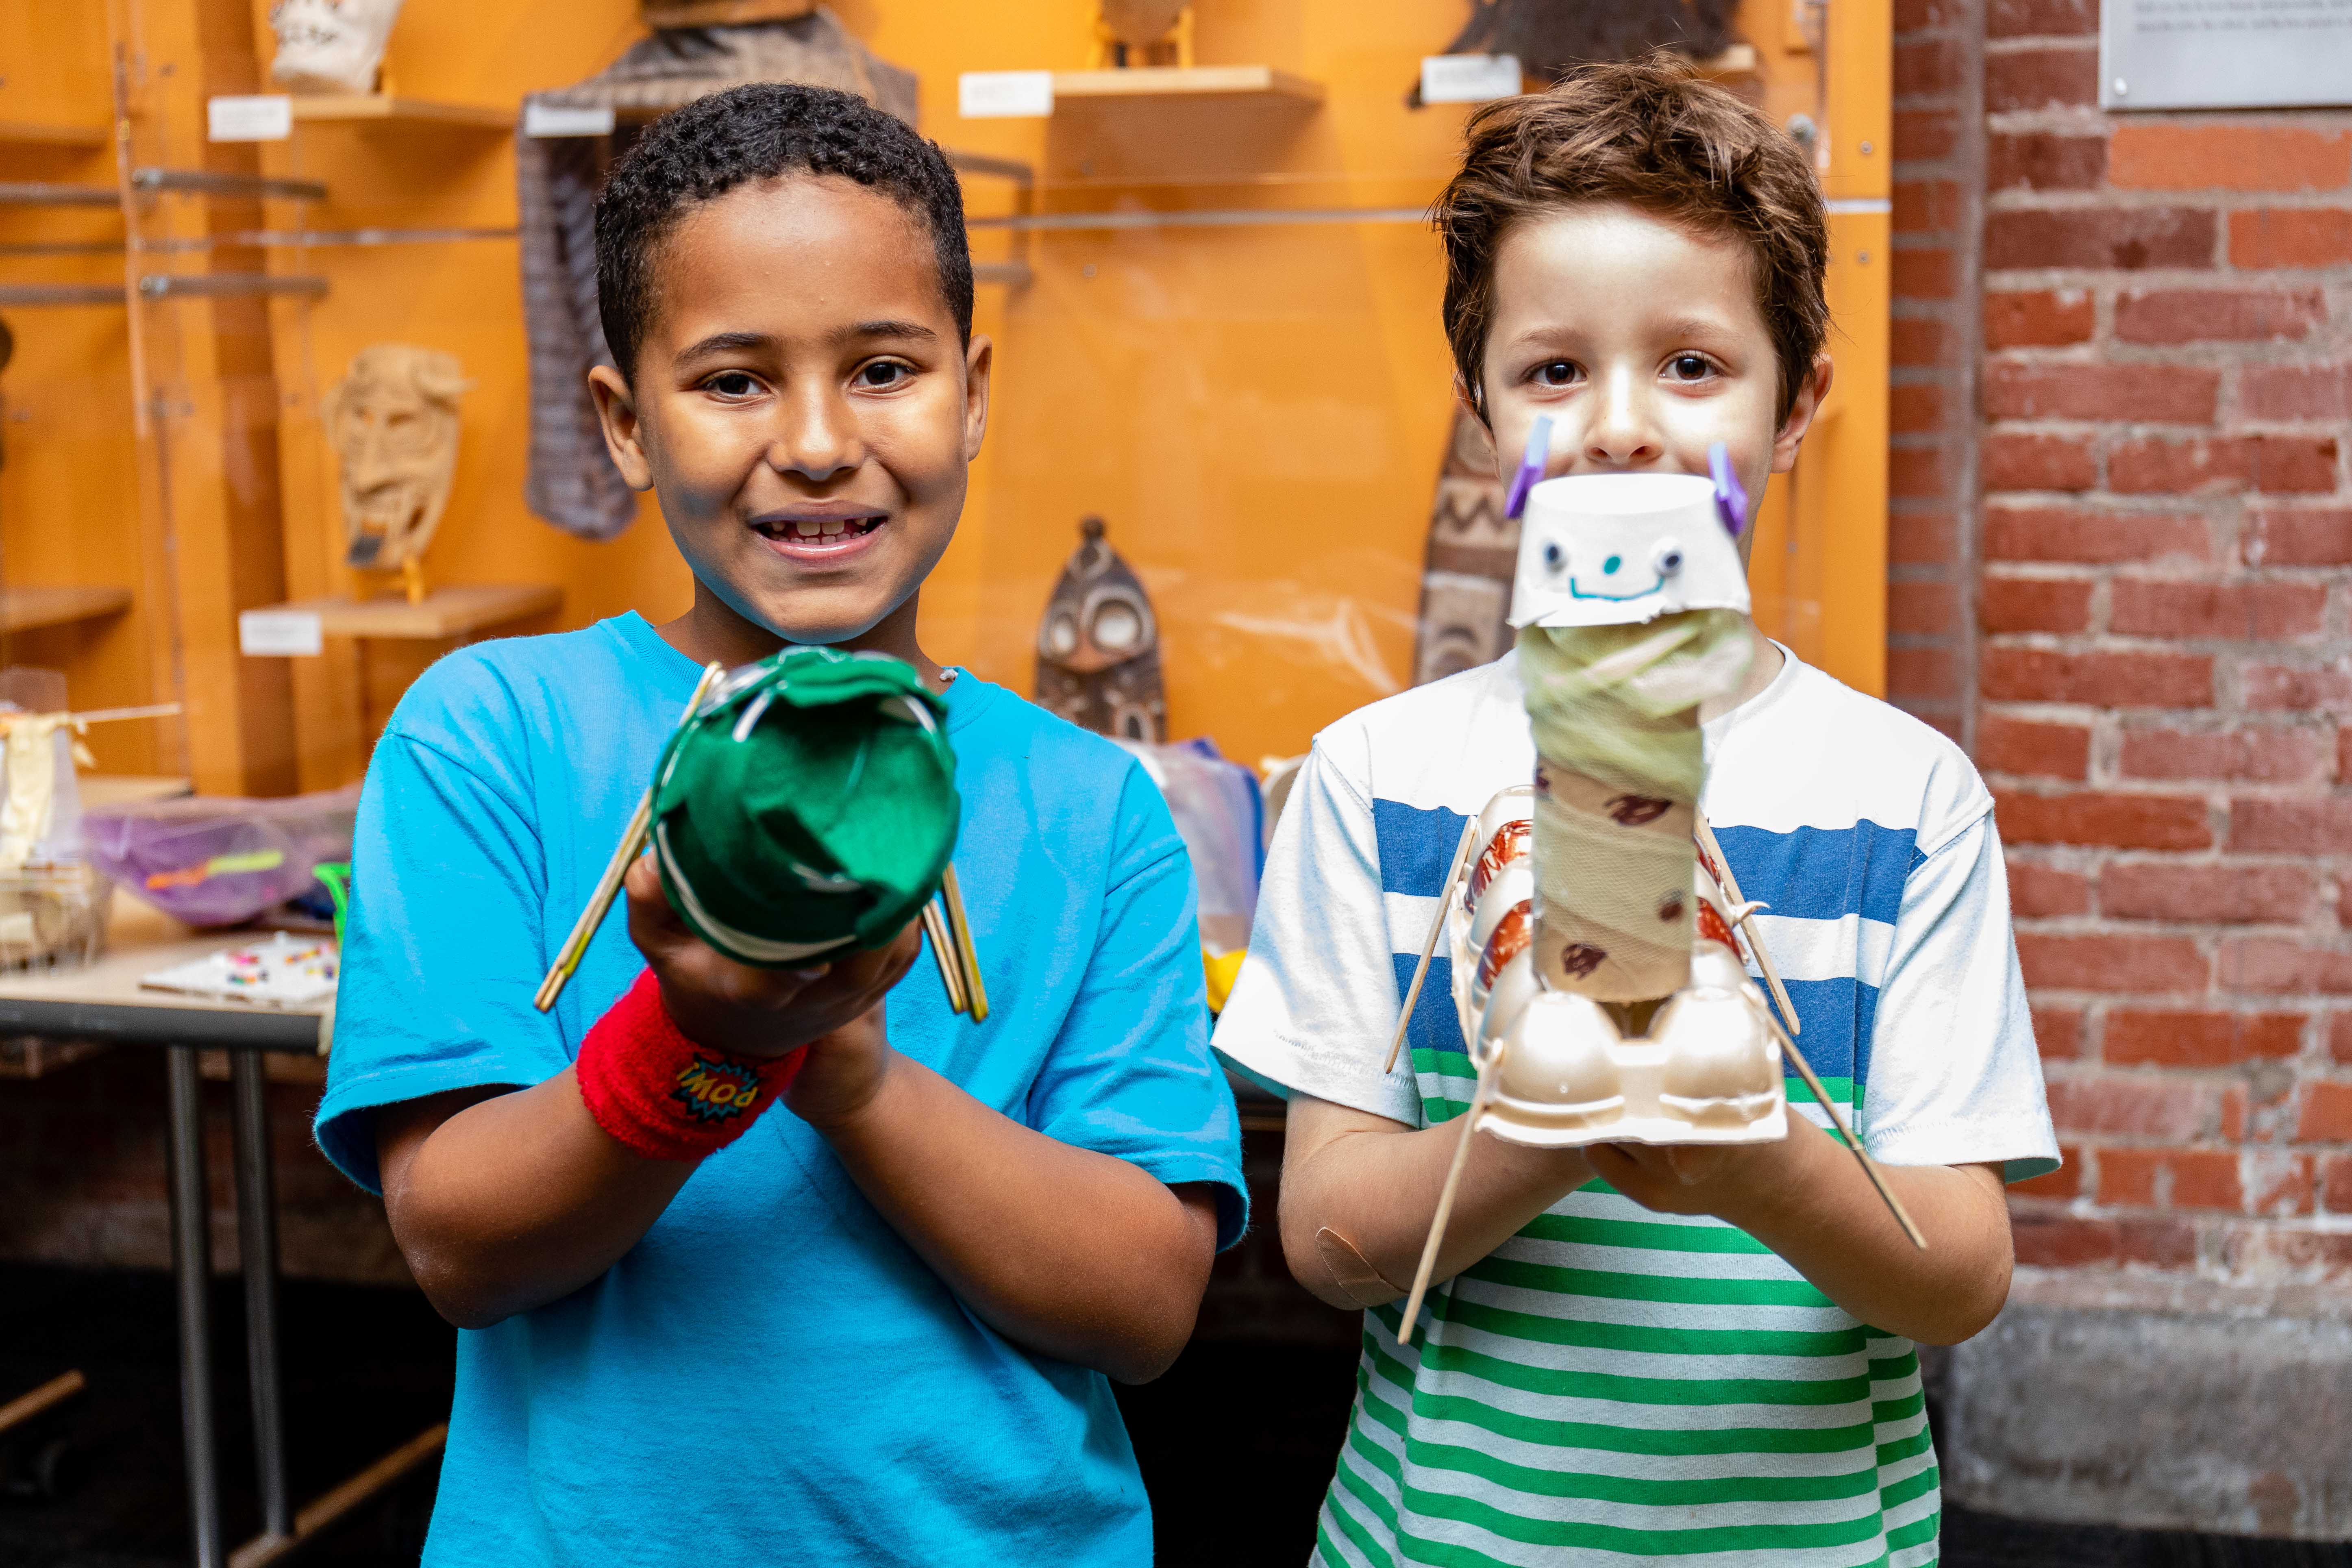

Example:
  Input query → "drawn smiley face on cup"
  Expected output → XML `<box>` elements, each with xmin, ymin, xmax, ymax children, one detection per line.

<box><xmin>1536</xmin><ymin>534</ymin><xmax>1690</xmax><ymax>603</ymax></box>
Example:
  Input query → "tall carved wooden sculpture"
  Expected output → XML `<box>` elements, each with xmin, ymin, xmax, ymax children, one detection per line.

<box><xmin>1410</xmin><ymin>408</ymin><xmax>1519</xmax><ymax>685</ymax></box>
<box><xmin>1034</xmin><ymin>517</ymin><xmax>1167</xmax><ymax>742</ymax></box>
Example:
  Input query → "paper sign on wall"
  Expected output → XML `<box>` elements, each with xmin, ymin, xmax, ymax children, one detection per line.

<box><xmin>239</xmin><ymin>609</ymin><xmax>324</xmax><ymax>658</ymax></box>
<box><xmin>1420</xmin><ymin>54</ymin><xmax>1522</xmax><ymax>104</ymax></box>
<box><xmin>959</xmin><ymin>71</ymin><xmax>1055</xmax><ymax>119</ymax></box>
<box><xmin>208</xmin><ymin>95</ymin><xmax>293</xmax><ymax>143</ymax></box>
<box><xmin>523</xmin><ymin>101</ymin><xmax>618</xmax><ymax>138</ymax></box>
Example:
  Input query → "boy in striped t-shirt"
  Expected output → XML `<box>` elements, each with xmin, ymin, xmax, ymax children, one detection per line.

<box><xmin>1213</xmin><ymin>60</ymin><xmax>2058</xmax><ymax>1568</ymax></box>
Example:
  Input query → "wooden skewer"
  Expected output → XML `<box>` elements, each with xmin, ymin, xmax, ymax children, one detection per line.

<box><xmin>1766</xmin><ymin>1010</ymin><xmax>1928</xmax><ymax>1250</ymax></box>
<box><xmin>1385</xmin><ymin>815</ymin><xmax>1479</xmax><ymax>1075</ymax></box>
<box><xmin>939</xmin><ymin>862</ymin><xmax>988</xmax><ymax>1023</ymax></box>
<box><xmin>921</xmin><ymin>899</ymin><xmax>967</xmax><ymax>1014</ymax></box>
<box><xmin>534</xmin><ymin>662</ymin><xmax>725</xmax><ymax>1013</ymax></box>
<box><xmin>1695</xmin><ymin>812</ymin><xmax>1800</xmax><ymax>1037</ymax></box>
<box><xmin>1399</xmin><ymin>1039</ymin><xmax>1503</xmax><ymax>1346</ymax></box>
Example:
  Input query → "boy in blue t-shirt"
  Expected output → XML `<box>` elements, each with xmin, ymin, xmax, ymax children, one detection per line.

<box><xmin>313</xmin><ymin>83</ymin><xmax>1245</xmax><ymax>1566</ymax></box>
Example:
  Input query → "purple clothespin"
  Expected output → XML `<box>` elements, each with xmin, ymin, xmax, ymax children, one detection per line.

<box><xmin>1503</xmin><ymin>415</ymin><xmax>1553</xmax><ymax>520</ymax></box>
<box><xmin>1708</xmin><ymin>441</ymin><xmax>1748</xmax><ymax>539</ymax></box>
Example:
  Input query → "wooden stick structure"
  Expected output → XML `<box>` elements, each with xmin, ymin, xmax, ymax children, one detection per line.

<box><xmin>938</xmin><ymin>863</ymin><xmax>988</xmax><ymax>1023</ymax></box>
<box><xmin>1398</xmin><ymin>1040</ymin><xmax>1504</xmax><ymax>1346</ymax></box>
<box><xmin>1695</xmin><ymin>812</ymin><xmax>1801</xmax><ymax>1037</ymax></box>
<box><xmin>1384</xmin><ymin>815</ymin><xmax>1479</xmax><ymax>1076</ymax></box>
<box><xmin>534</xmin><ymin>662</ymin><xmax>725</xmax><ymax>1013</ymax></box>
<box><xmin>921</xmin><ymin>899</ymin><xmax>968</xmax><ymax>1015</ymax></box>
<box><xmin>1767</xmin><ymin>1010</ymin><xmax>1928</xmax><ymax>1250</ymax></box>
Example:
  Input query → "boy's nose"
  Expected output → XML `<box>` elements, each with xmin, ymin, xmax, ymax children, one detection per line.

<box><xmin>1583</xmin><ymin>366</ymin><xmax>1663</xmax><ymax>468</ymax></box>
<box><xmin>765</xmin><ymin>387</ymin><xmax>862</xmax><ymax>482</ymax></box>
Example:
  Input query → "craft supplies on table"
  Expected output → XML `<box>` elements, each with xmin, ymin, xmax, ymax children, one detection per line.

<box><xmin>140</xmin><ymin>931</ymin><xmax>339</xmax><ymax>1009</ymax></box>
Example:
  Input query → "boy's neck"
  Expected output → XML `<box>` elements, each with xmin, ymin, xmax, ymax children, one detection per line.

<box><xmin>656</xmin><ymin>581</ymin><xmax>947</xmax><ymax>692</ymax></box>
<box><xmin>1698</xmin><ymin>616</ymin><xmax>1783</xmax><ymax>725</ymax></box>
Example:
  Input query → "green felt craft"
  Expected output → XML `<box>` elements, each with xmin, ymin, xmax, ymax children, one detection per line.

<box><xmin>648</xmin><ymin>646</ymin><xmax>959</xmax><ymax>967</ymax></box>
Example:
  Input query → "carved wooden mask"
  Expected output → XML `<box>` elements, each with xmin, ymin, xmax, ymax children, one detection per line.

<box><xmin>322</xmin><ymin>345</ymin><xmax>470</xmax><ymax>572</ymax></box>
<box><xmin>269</xmin><ymin>0</ymin><xmax>405</xmax><ymax>95</ymax></box>
<box><xmin>1034</xmin><ymin>516</ymin><xmax>1166</xmax><ymax>742</ymax></box>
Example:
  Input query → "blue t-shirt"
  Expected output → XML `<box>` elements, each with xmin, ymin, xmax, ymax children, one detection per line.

<box><xmin>314</xmin><ymin>611</ymin><xmax>1247</xmax><ymax>1568</ymax></box>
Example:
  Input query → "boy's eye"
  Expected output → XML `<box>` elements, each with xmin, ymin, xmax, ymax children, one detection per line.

<box><xmin>855</xmin><ymin>360</ymin><xmax>912</xmax><ymax>389</ymax></box>
<box><xmin>1667</xmin><ymin>354</ymin><xmax>1715</xmax><ymax>381</ymax></box>
<box><xmin>1532</xmin><ymin>360</ymin><xmax>1580</xmax><ymax>388</ymax></box>
<box><xmin>703</xmin><ymin>371</ymin><xmax>763</xmax><ymax>398</ymax></box>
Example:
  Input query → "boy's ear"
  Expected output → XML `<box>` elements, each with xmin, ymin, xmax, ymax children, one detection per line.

<box><xmin>587</xmin><ymin>364</ymin><xmax>656</xmax><ymax>493</ymax></box>
<box><xmin>1452</xmin><ymin>372</ymin><xmax>1488</xmax><ymax>437</ymax></box>
<box><xmin>962</xmin><ymin>333</ymin><xmax>993</xmax><ymax>463</ymax></box>
<box><xmin>1769</xmin><ymin>354</ymin><xmax>1835</xmax><ymax>474</ymax></box>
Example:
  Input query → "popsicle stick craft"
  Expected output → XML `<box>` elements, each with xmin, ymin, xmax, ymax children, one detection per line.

<box><xmin>1395</xmin><ymin>440</ymin><xmax>1922</xmax><ymax>1345</ymax></box>
<box><xmin>535</xmin><ymin>649</ymin><xmax>986</xmax><ymax>1023</ymax></box>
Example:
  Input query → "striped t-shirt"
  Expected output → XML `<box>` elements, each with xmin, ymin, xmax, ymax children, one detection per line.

<box><xmin>1213</xmin><ymin>646</ymin><xmax>2058</xmax><ymax>1568</ymax></box>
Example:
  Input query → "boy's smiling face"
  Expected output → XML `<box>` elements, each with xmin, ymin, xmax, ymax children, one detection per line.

<box><xmin>591</xmin><ymin>174</ymin><xmax>988</xmax><ymax>655</ymax></box>
<box><xmin>1474</xmin><ymin>201</ymin><xmax>1828</xmax><ymax>559</ymax></box>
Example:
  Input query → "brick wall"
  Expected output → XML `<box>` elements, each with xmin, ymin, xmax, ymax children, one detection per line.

<box><xmin>1973</xmin><ymin>2</ymin><xmax>2352</xmax><ymax>1281</ymax></box>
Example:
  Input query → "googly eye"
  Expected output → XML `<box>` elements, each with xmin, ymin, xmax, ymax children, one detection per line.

<box><xmin>1652</xmin><ymin>540</ymin><xmax>1686</xmax><ymax>576</ymax></box>
<box><xmin>1541</xmin><ymin>540</ymin><xmax>1565</xmax><ymax>572</ymax></box>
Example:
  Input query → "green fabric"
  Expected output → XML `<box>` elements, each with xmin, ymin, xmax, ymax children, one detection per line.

<box><xmin>1517</xmin><ymin>611</ymin><xmax>1753</xmax><ymax>800</ymax></box>
<box><xmin>649</xmin><ymin>647</ymin><xmax>959</xmax><ymax>967</ymax></box>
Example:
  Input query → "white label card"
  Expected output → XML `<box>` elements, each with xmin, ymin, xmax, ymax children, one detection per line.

<box><xmin>522</xmin><ymin>101</ymin><xmax>618</xmax><ymax>138</ymax></box>
<box><xmin>1420</xmin><ymin>54</ymin><xmax>1523</xmax><ymax>104</ymax></box>
<box><xmin>239</xmin><ymin>609</ymin><xmax>324</xmax><ymax>658</ymax></box>
<box><xmin>208</xmin><ymin>95</ymin><xmax>293</xmax><ymax>143</ymax></box>
<box><xmin>958</xmin><ymin>71</ymin><xmax>1055</xmax><ymax>119</ymax></box>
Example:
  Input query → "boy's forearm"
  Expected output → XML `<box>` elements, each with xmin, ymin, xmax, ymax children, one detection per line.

<box><xmin>1278</xmin><ymin>1095</ymin><xmax>1593</xmax><ymax>1312</ymax></box>
<box><xmin>812</xmin><ymin>1047</ymin><xmax>1218</xmax><ymax>1384</ymax></box>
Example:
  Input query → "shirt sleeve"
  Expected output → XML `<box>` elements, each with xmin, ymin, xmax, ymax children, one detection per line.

<box><xmin>313</xmin><ymin>721</ymin><xmax>568</xmax><ymax>1194</ymax></box>
<box><xmin>1210</xmin><ymin>736</ymin><xmax>1421</xmax><ymax>1126</ymax></box>
<box><xmin>1025</xmin><ymin>760</ymin><xmax>1250</xmax><ymax>1251</ymax></box>
<box><xmin>1860</xmin><ymin>809</ymin><xmax>2061</xmax><ymax>1183</ymax></box>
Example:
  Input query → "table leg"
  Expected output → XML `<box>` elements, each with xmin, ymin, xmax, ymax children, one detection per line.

<box><xmin>165</xmin><ymin>1045</ymin><xmax>224</xmax><ymax>1568</ymax></box>
<box><xmin>229</xmin><ymin>1052</ymin><xmax>291</xmax><ymax>1543</ymax></box>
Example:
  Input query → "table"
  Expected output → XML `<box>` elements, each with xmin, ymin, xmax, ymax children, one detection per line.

<box><xmin>0</xmin><ymin>892</ymin><xmax>443</xmax><ymax>1568</ymax></box>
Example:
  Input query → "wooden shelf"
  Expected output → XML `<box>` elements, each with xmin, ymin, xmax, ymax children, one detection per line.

<box><xmin>0</xmin><ymin>585</ymin><xmax>133</xmax><ymax>635</ymax></box>
<box><xmin>81</xmin><ymin>774</ymin><xmax>194</xmax><ymax>811</ymax></box>
<box><xmin>1692</xmin><ymin>44</ymin><xmax>1761</xmax><ymax>82</ymax></box>
<box><xmin>1051</xmin><ymin>66</ymin><xmax>1325</xmax><ymax>104</ymax></box>
<box><xmin>0</xmin><ymin>120</ymin><xmax>109</xmax><ymax>151</ymax></box>
<box><xmin>259</xmin><ymin>583</ymin><xmax>561</xmax><ymax>642</ymax></box>
<box><xmin>286</xmin><ymin>96</ymin><xmax>513</xmax><ymax>131</ymax></box>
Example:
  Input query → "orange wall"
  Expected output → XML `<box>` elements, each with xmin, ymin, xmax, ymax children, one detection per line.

<box><xmin>3</xmin><ymin>0</ymin><xmax>1884</xmax><ymax>789</ymax></box>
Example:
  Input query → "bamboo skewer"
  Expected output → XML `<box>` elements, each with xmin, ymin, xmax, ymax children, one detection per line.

<box><xmin>1767</xmin><ymin>1009</ymin><xmax>1928</xmax><ymax>1251</ymax></box>
<box><xmin>1399</xmin><ymin>1040</ymin><xmax>1504</xmax><ymax>1346</ymax></box>
<box><xmin>1385</xmin><ymin>816</ymin><xmax>1479</xmax><ymax>1075</ymax></box>
<box><xmin>921</xmin><ymin>900</ymin><xmax>968</xmax><ymax>1014</ymax></box>
<box><xmin>938</xmin><ymin>863</ymin><xmax>988</xmax><ymax>1023</ymax></box>
<box><xmin>534</xmin><ymin>662</ymin><xmax>725</xmax><ymax>1013</ymax></box>
<box><xmin>1695</xmin><ymin>812</ymin><xmax>1800</xmax><ymax>1037</ymax></box>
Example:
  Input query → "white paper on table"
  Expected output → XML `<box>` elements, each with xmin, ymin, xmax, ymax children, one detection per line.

<box><xmin>141</xmin><ymin>931</ymin><xmax>338</xmax><ymax>1008</ymax></box>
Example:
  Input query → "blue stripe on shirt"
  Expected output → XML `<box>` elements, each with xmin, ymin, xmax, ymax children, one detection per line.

<box><xmin>1713</xmin><ymin>822</ymin><xmax>1920</xmax><ymax>927</ymax></box>
<box><xmin>1373</xmin><ymin>800</ymin><xmax>1471</xmax><ymax>897</ymax></box>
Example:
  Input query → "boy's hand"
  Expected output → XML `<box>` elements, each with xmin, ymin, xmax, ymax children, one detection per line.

<box><xmin>1584</xmin><ymin>1137</ymin><xmax>1793</xmax><ymax>1224</ymax></box>
<box><xmin>621</xmin><ymin>856</ymin><xmax>920</xmax><ymax>1087</ymax></box>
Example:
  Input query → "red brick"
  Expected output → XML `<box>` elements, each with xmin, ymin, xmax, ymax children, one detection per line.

<box><xmin>2117</xmin><ymin>726</ymin><xmax>2325</xmax><ymax>783</ymax></box>
<box><xmin>1998</xmin><ymin>789</ymin><xmax>2213</xmax><ymax>849</ymax></box>
<box><xmin>2232</xmin><ymin>796</ymin><xmax>2352</xmax><ymax>851</ymax></box>
<box><xmin>1980</xmin><ymin>574</ymin><xmax>2092</xmax><ymax>633</ymax></box>
<box><xmin>2115</xmin><ymin>288</ymin><xmax>2326</xmax><ymax>345</ymax></box>
<box><xmin>1887</xmin><ymin>645</ymin><xmax>1960</xmax><ymax>702</ymax></box>
<box><xmin>2230</xmin><ymin>209</ymin><xmax>2352</xmax><ymax>270</ymax></box>
<box><xmin>1985</xmin><ymin>46</ymin><xmax>2100</xmax><ymax>111</ymax></box>
<box><xmin>2101</xmin><ymin>863</ymin><xmax>2313</xmax><ymax>924</ymax></box>
<box><xmin>2339</xmin><ymin>732</ymin><xmax>2352</xmax><ymax>786</ymax></box>
<box><xmin>2099</xmin><ymin>1147</ymin><xmax>2243</xmax><ymax>1210</ymax></box>
<box><xmin>2010</xmin><ymin>1212</ymin><xmax>2120</xmax><ymax>1267</ymax></box>
<box><xmin>2322</xmin><ymin>1153</ymin><xmax>2352</xmax><ymax>1211</ymax></box>
<box><xmin>1893</xmin><ymin>179</ymin><xmax>1963</xmax><ymax>235</ymax></box>
<box><xmin>1895</xmin><ymin>37</ymin><xmax>1966</xmax><ymax>97</ymax></box>
<box><xmin>2217</xmin><ymin>938</ymin><xmax>2352</xmax><ymax>994</ymax></box>
<box><xmin>2335</xmin><ymin>1013</ymin><xmax>2352</xmax><ymax>1065</ymax></box>
<box><xmin>1984</xmin><ymin>508</ymin><xmax>2211</xmax><ymax>565</ymax></box>
<box><xmin>2034</xmin><ymin>1002</ymin><xmax>2084</xmax><ymax>1058</ymax></box>
<box><xmin>1889</xmin><ymin>383</ymin><xmax>1945</xmax><ymax>436</ymax></box>
<box><xmin>1894</xmin><ymin>109</ymin><xmax>1961</xmax><ymax>161</ymax></box>
<box><xmin>1983</xmin><ymin>432</ymin><xmax>2097</xmax><ymax>493</ymax></box>
<box><xmin>2012</xmin><ymin>861</ymin><xmax>2093</xmax><ymax>916</ymax></box>
<box><xmin>2247</xmin><ymin>1153</ymin><xmax>2317</xmax><ymax>1217</ymax></box>
<box><xmin>2242</xmin><ymin>661</ymin><xmax>2352</xmax><ymax>713</ymax></box>
<box><xmin>1984</xmin><ymin>207</ymin><xmax>2217</xmax><ymax>272</ymax></box>
<box><xmin>1982</xmin><ymin>363</ymin><xmax>2219</xmax><ymax>422</ymax></box>
<box><xmin>2045</xmin><ymin>1072</ymin><xmax>2216</xmax><ymax>1134</ymax></box>
<box><xmin>1891</xmin><ymin>316</ymin><xmax>1950</xmax><ymax>365</ymax></box>
<box><xmin>2299</xmin><ymin>1081</ymin><xmax>2352</xmax><ymax>1141</ymax></box>
<box><xmin>1888</xmin><ymin>580</ymin><xmax>1958</xmax><ymax>636</ymax></box>
<box><xmin>1980</xmin><ymin>715</ymin><xmax>2092</xmax><ymax>779</ymax></box>
<box><xmin>1893</xmin><ymin>0</ymin><xmax>1960</xmax><ymax>29</ymax></box>
<box><xmin>2105</xmin><ymin>1008</ymin><xmax>2305</xmax><ymax>1067</ymax></box>
<box><xmin>1984</xmin><ymin>289</ymin><xmax>2094</xmax><ymax>348</ymax></box>
<box><xmin>1892</xmin><ymin>246</ymin><xmax>1956</xmax><ymax>300</ymax></box>
<box><xmin>1889</xmin><ymin>444</ymin><xmax>1948</xmax><ymax>498</ymax></box>
<box><xmin>2110</xmin><ymin>124</ymin><xmax>2352</xmax><ymax>193</ymax></box>
<box><xmin>2109</xmin><ymin>580</ymin><xmax>2329</xmax><ymax>640</ymax></box>
<box><xmin>2014</xmin><ymin>1146</ymin><xmax>2084</xmax><ymax>1198</ymax></box>
<box><xmin>2242</xmin><ymin>363</ymin><xmax>2352</xmax><ymax>422</ymax></box>
<box><xmin>2243</xmin><ymin>510</ymin><xmax>2352</xmax><ymax>567</ymax></box>
<box><xmin>1982</xmin><ymin>648</ymin><xmax>2213</xmax><ymax>708</ymax></box>
<box><xmin>1988</xmin><ymin>0</ymin><xmax>2097</xmax><ymax>36</ymax></box>
<box><xmin>1889</xmin><ymin>509</ymin><xmax>1958</xmax><ymax>566</ymax></box>
<box><xmin>2109</xmin><ymin>435</ymin><xmax>2340</xmax><ymax>496</ymax></box>
<box><xmin>1989</xmin><ymin>132</ymin><xmax>2108</xmax><ymax>191</ymax></box>
<box><xmin>2119</xmin><ymin>1215</ymin><xmax>2200</xmax><ymax>1267</ymax></box>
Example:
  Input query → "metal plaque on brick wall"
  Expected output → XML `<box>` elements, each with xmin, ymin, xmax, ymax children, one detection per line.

<box><xmin>2102</xmin><ymin>0</ymin><xmax>2352</xmax><ymax>109</ymax></box>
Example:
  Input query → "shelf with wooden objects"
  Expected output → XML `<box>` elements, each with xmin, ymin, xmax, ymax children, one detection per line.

<box><xmin>283</xmin><ymin>95</ymin><xmax>514</xmax><ymax>132</ymax></box>
<box><xmin>242</xmin><ymin>584</ymin><xmax>563</xmax><ymax>647</ymax></box>
<box><xmin>1049</xmin><ymin>65</ymin><xmax>1324</xmax><ymax>104</ymax></box>
<box><xmin>0</xmin><ymin>585</ymin><xmax>133</xmax><ymax>636</ymax></box>
<box><xmin>0</xmin><ymin>122</ymin><xmax>110</xmax><ymax>152</ymax></box>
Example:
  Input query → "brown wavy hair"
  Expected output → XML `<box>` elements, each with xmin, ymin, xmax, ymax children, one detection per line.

<box><xmin>1432</xmin><ymin>56</ymin><xmax>1830</xmax><ymax>424</ymax></box>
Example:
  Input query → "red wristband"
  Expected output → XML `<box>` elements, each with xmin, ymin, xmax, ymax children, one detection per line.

<box><xmin>575</xmin><ymin>968</ymin><xmax>805</xmax><ymax>1160</ymax></box>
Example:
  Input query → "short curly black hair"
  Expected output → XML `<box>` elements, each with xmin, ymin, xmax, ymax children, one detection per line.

<box><xmin>594</xmin><ymin>81</ymin><xmax>973</xmax><ymax>380</ymax></box>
